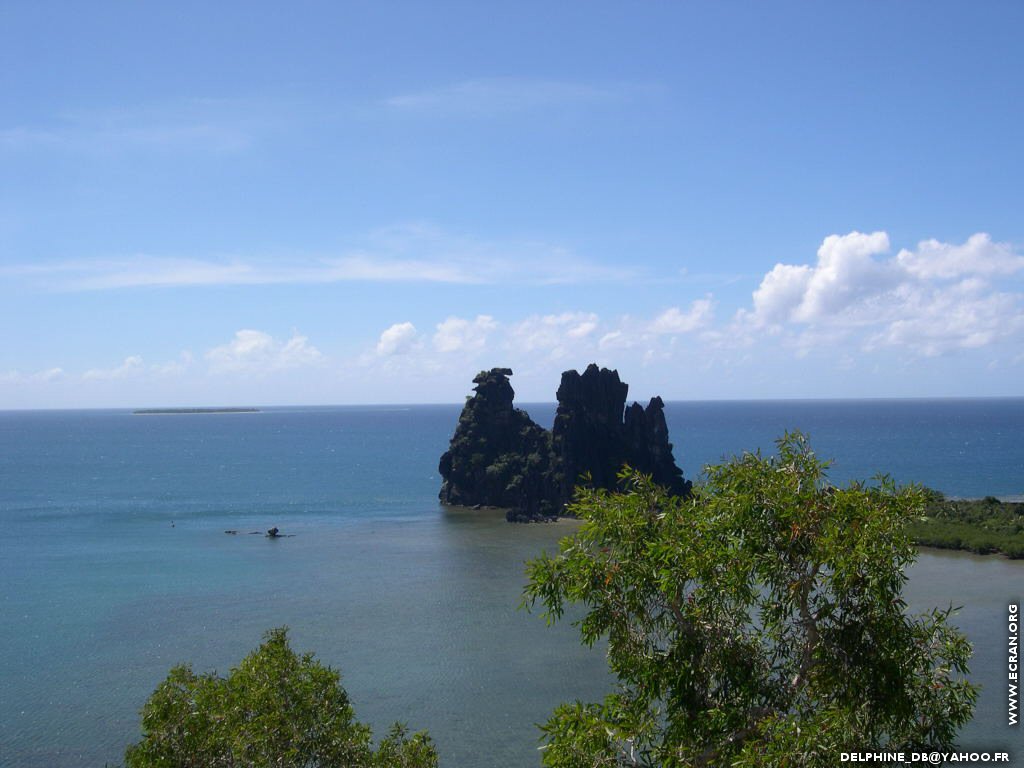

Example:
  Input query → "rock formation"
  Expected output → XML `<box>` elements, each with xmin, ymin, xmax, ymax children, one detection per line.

<box><xmin>439</xmin><ymin>364</ymin><xmax>690</xmax><ymax>521</ymax></box>
<box><xmin>437</xmin><ymin>368</ymin><xmax>558</xmax><ymax>520</ymax></box>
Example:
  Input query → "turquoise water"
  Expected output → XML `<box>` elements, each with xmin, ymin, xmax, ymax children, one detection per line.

<box><xmin>1</xmin><ymin>400</ymin><xmax>1022</xmax><ymax>766</ymax></box>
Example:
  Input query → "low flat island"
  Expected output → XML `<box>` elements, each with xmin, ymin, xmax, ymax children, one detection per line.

<box><xmin>133</xmin><ymin>407</ymin><xmax>260</xmax><ymax>415</ymax></box>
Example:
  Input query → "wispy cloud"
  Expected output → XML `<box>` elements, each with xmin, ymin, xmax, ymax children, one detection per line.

<box><xmin>2</xmin><ymin>255</ymin><xmax>483</xmax><ymax>291</ymax></box>
<box><xmin>0</xmin><ymin>97</ymin><xmax>266</xmax><ymax>155</ymax></box>
<box><xmin>2</xmin><ymin>224</ymin><xmax>635</xmax><ymax>291</ymax></box>
<box><xmin>383</xmin><ymin>78</ymin><xmax>654</xmax><ymax>117</ymax></box>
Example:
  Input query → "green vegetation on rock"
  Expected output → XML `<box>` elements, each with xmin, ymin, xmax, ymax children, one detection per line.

<box><xmin>124</xmin><ymin>627</ymin><xmax>437</xmax><ymax>768</ymax></box>
<box><xmin>523</xmin><ymin>432</ymin><xmax>977</xmax><ymax>767</ymax></box>
<box><xmin>909</xmin><ymin>490</ymin><xmax>1024</xmax><ymax>558</ymax></box>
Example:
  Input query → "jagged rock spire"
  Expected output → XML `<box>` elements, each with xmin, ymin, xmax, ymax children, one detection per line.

<box><xmin>439</xmin><ymin>365</ymin><xmax>690</xmax><ymax>521</ymax></box>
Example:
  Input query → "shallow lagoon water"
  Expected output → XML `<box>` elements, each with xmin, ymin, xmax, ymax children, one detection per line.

<box><xmin>1</xmin><ymin>401</ymin><xmax>1022</xmax><ymax>766</ymax></box>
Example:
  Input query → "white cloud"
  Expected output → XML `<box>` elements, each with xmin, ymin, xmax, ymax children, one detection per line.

<box><xmin>795</xmin><ymin>231</ymin><xmax>893</xmax><ymax>322</ymax></box>
<box><xmin>0</xmin><ymin>367</ymin><xmax>66</xmax><ymax>384</ymax></box>
<box><xmin>2</xmin><ymin>224</ymin><xmax>634</xmax><ymax>292</ymax></box>
<box><xmin>83</xmin><ymin>355</ymin><xmax>145</xmax><ymax>380</ymax></box>
<box><xmin>566</xmin><ymin>318</ymin><xmax>599</xmax><ymax>339</ymax></box>
<box><xmin>598</xmin><ymin>331</ymin><xmax>624</xmax><ymax>349</ymax></box>
<box><xmin>508</xmin><ymin>312</ymin><xmax>600</xmax><ymax>358</ymax></box>
<box><xmin>36</xmin><ymin>367</ymin><xmax>66</xmax><ymax>382</ymax></box>
<box><xmin>649</xmin><ymin>297</ymin><xmax>714</xmax><ymax>334</ymax></box>
<box><xmin>376</xmin><ymin>322</ymin><xmax>419</xmax><ymax>356</ymax></box>
<box><xmin>149</xmin><ymin>351</ymin><xmax>194</xmax><ymax>376</ymax></box>
<box><xmin>734</xmin><ymin>231</ymin><xmax>1024</xmax><ymax>355</ymax></box>
<box><xmin>433</xmin><ymin>315</ymin><xmax>497</xmax><ymax>353</ymax></box>
<box><xmin>325</xmin><ymin>255</ymin><xmax>483</xmax><ymax>284</ymax></box>
<box><xmin>383</xmin><ymin>78</ymin><xmax>644</xmax><ymax>116</ymax></box>
<box><xmin>8</xmin><ymin>229</ymin><xmax>1019</xmax><ymax>407</ymax></box>
<box><xmin>866</xmin><ymin>278</ymin><xmax>1024</xmax><ymax>356</ymax></box>
<box><xmin>3</xmin><ymin>355</ymin><xmax>191</xmax><ymax>388</ymax></box>
<box><xmin>747</xmin><ymin>263</ymin><xmax>813</xmax><ymax>327</ymax></box>
<box><xmin>205</xmin><ymin>330</ymin><xmax>323</xmax><ymax>374</ymax></box>
<box><xmin>82</xmin><ymin>352</ymin><xmax>194</xmax><ymax>380</ymax></box>
<box><xmin>743</xmin><ymin>231</ymin><xmax>893</xmax><ymax>329</ymax></box>
<box><xmin>0</xmin><ymin>98</ymin><xmax>259</xmax><ymax>154</ymax></box>
<box><xmin>896</xmin><ymin>232</ymin><xmax>1024</xmax><ymax>279</ymax></box>
<box><xmin>1</xmin><ymin>254</ymin><xmax>482</xmax><ymax>291</ymax></box>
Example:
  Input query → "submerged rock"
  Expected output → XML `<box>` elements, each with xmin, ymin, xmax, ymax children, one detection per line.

<box><xmin>438</xmin><ymin>365</ymin><xmax>691</xmax><ymax>521</ymax></box>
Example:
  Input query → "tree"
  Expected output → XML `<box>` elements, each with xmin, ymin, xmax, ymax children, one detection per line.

<box><xmin>124</xmin><ymin>627</ymin><xmax>437</xmax><ymax>768</ymax></box>
<box><xmin>523</xmin><ymin>433</ymin><xmax>977</xmax><ymax>767</ymax></box>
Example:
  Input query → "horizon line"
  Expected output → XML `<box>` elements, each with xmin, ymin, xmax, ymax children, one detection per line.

<box><xmin>2</xmin><ymin>394</ymin><xmax>1024</xmax><ymax>413</ymax></box>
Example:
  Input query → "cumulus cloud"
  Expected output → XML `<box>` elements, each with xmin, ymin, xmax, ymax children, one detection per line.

<box><xmin>796</xmin><ymin>231</ymin><xmax>895</xmax><ymax>322</ymax></box>
<box><xmin>865</xmin><ymin>278</ymin><xmax>1023</xmax><ymax>356</ymax></box>
<box><xmin>37</xmin><ymin>367</ymin><xmax>66</xmax><ymax>382</ymax></box>
<box><xmin>895</xmin><ymin>233</ymin><xmax>1024</xmax><ymax>279</ymax></box>
<box><xmin>433</xmin><ymin>315</ymin><xmax>498</xmax><ymax>353</ymax></box>
<box><xmin>376</xmin><ymin>322</ymin><xmax>419</xmax><ymax>356</ymax></box>
<box><xmin>83</xmin><ymin>355</ymin><xmax>145</xmax><ymax>380</ymax></box>
<box><xmin>0</xmin><ymin>367</ymin><xmax>66</xmax><ymax>384</ymax></box>
<box><xmin>742</xmin><ymin>231</ymin><xmax>894</xmax><ymax>329</ymax></box>
<box><xmin>82</xmin><ymin>352</ymin><xmax>194</xmax><ymax>380</ymax></box>
<box><xmin>149</xmin><ymin>351</ymin><xmax>194</xmax><ymax>376</ymax></box>
<box><xmin>735</xmin><ymin>231</ymin><xmax>1024</xmax><ymax>355</ymax></box>
<box><xmin>649</xmin><ymin>297</ymin><xmax>714</xmax><ymax>334</ymax></box>
<box><xmin>508</xmin><ymin>312</ymin><xmax>600</xmax><ymax>358</ymax></box>
<box><xmin>747</xmin><ymin>263</ymin><xmax>813</xmax><ymax>327</ymax></box>
<box><xmin>205</xmin><ymin>330</ymin><xmax>323</xmax><ymax>374</ymax></box>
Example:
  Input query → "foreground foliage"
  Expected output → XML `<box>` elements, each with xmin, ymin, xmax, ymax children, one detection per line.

<box><xmin>524</xmin><ymin>433</ymin><xmax>977</xmax><ymax>767</ymax></box>
<box><xmin>909</xmin><ymin>491</ymin><xmax>1024</xmax><ymax>558</ymax></box>
<box><xmin>124</xmin><ymin>627</ymin><xmax>437</xmax><ymax>768</ymax></box>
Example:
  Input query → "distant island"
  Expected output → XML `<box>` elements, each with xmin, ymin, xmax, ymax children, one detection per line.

<box><xmin>133</xmin><ymin>407</ymin><xmax>260</xmax><ymax>415</ymax></box>
<box><xmin>439</xmin><ymin>365</ymin><xmax>690</xmax><ymax>521</ymax></box>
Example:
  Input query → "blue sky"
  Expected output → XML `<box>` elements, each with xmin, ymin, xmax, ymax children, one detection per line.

<box><xmin>2</xmin><ymin>1</ymin><xmax>1023</xmax><ymax>407</ymax></box>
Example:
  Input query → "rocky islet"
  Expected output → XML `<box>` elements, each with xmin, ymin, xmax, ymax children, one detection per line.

<box><xmin>439</xmin><ymin>364</ymin><xmax>691</xmax><ymax>521</ymax></box>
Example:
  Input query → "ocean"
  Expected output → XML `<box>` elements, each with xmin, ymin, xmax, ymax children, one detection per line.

<box><xmin>1</xmin><ymin>399</ymin><xmax>1022</xmax><ymax>766</ymax></box>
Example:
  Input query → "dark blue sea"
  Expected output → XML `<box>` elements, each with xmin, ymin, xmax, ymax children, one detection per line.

<box><xmin>1</xmin><ymin>400</ymin><xmax>1021</xmax><ymax>766</ymax></box>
